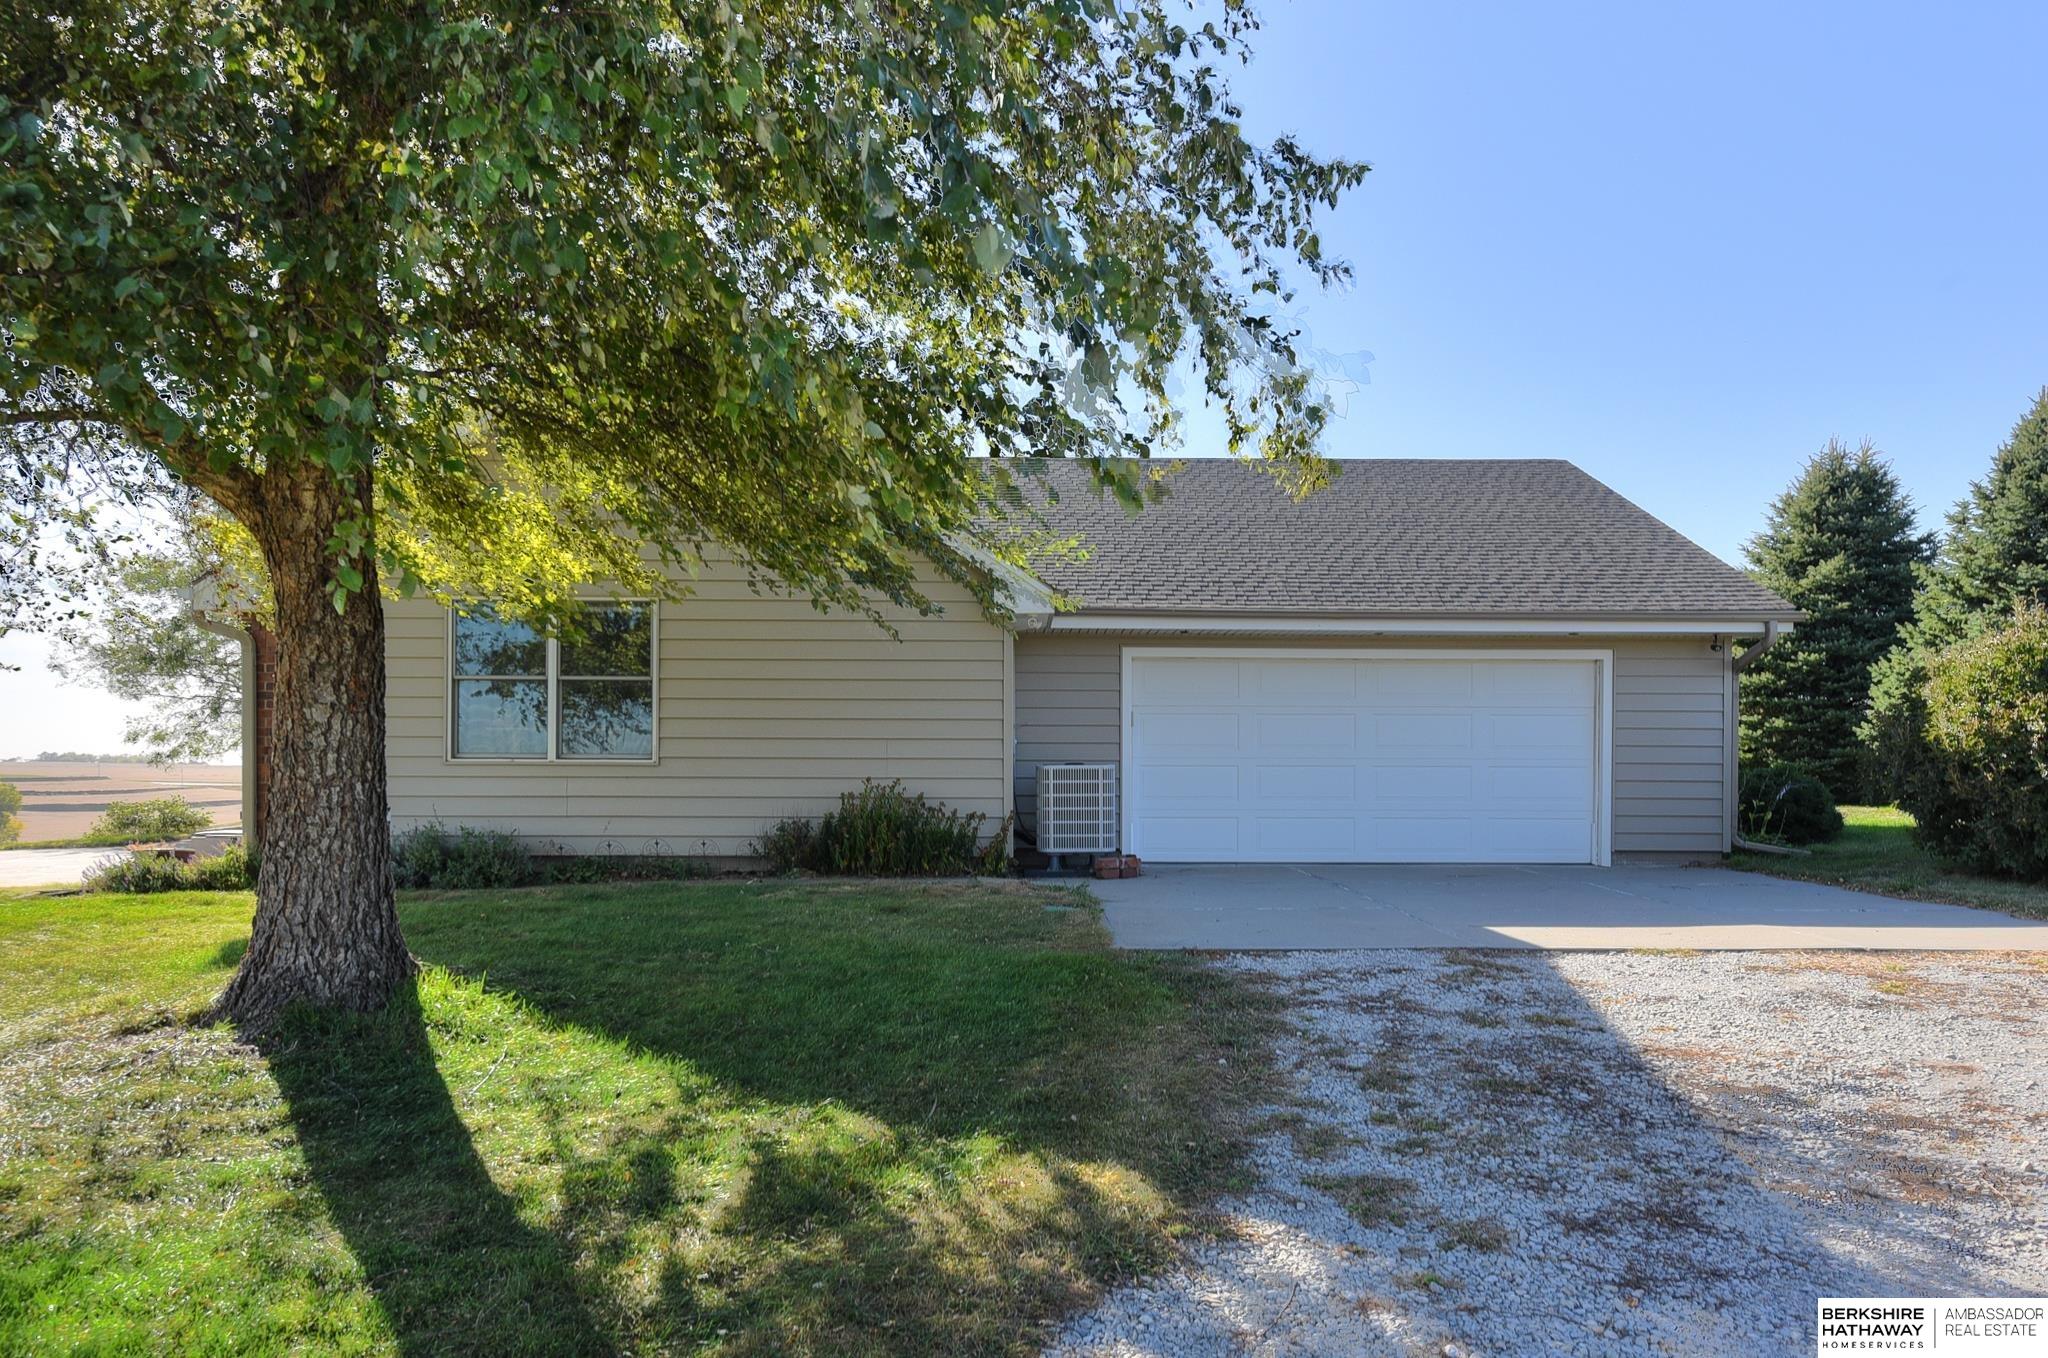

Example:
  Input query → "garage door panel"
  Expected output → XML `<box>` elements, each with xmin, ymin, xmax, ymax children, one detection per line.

<box><xmin>1371</xmin><ymin>764</ymin><xmax>1474</xmax><ymax>801</ymax></box>
<box><xmin>1373</xmin><ymin>662</ymin><xmax>1473</xmax><ymax>704</ymax></box>
<box><xmin>1256</xmin><ymin>817</ymin><xmax>1355</xmax><ymax>855</ymax></box>
<box><xmin>1487</xmin><ymin>817</ymin><xmax>1594</xmax><ymax>859</ymax></box>
<box><xmin>1258</xmin><ymin>712</ymin><xmax>1356</xmax><ymax>752</ymax></box>
<box><xmin>1376</xmin><ymin>713</ymin><xmax>1474</xmax><ymax>748</ymax></box>
<box><xmin>1491</xmin><ymin>711</ymin><xmax>1595</xmax><ymax>750</ymax></box>
<box><xmin>1256</xmin><ymin>763</ymin><xmax>1358</xmax><ymax>800</ymax></box>
<box><xmin>1375</xmin><ymin>816</ymin><xmax>1476</xmax><ymax>856</ymax></box>
<box><xmin>1256</xmin><ymin>661</ymin><xmax>1358</xmax><ymax>701</ymax></box>
<box><xmin>1134</xmin><ymin>659</ymin><xmax>1240</xmax><ymax>701</ymax></box>
<box><xmin>1139</xmin><ymin>816</ymin><xmax>1241</xmax><ymax>854</ymax></box>
<box><xmin>1484</xmin><ymin>661</ymin><xmax>1596</xmax><ymax>705</ymax></box>
<box><xmin>1488</xmin><ymin>763</ymin><xmax>1594</xmax><ymax>805</ymax></box>
<box><xmin>1127</xmin><ymin>655</ymin><xmax>1601</xmax><ymax>864</ymax></box>
<box><xmin>1138</xmin><ymin>710</ymin><xmax>1240</xmax><ymax>753</ymax></box>
<box><xmin>1137</xmin><ymin>762</ymin><xmax>1239</xmax><ymax>802</ymax></box>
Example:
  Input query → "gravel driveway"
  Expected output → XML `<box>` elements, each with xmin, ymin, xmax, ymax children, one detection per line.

<box><xmin>1049</xmin><ymin>949</ymin><xmax>2048</xmax><ymax>1357</ymax></box>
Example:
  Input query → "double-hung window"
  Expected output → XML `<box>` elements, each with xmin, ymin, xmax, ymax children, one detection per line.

<box><xmin>450</xmin><ymin>602</ymin><xmax>656</xmax><ymax>760</ymax></box>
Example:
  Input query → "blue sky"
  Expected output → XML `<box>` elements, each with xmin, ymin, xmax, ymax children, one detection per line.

<box><xmin>5</xmin><ymin>0</ymin><xmax>2046</xmax><ymax>758</ymax></box>
<box><xmin>1174</xmin><ymin>0</ymin><xmax>2048</xmax><ymax>560</ymax></box>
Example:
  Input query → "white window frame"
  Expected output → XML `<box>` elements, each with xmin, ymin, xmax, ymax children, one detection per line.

<box><xmin>447</xmin><ymin>600</ymin><xmax>660</xmax><ymax>764</ymax></box>
<box><xmin>1118</xmin><ymin>646</ymin><xmax>1614</xmax><ymax>867</ymax></box>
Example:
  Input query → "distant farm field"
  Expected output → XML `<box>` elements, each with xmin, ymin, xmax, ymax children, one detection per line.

<box><xmin>0</xmin><ymin>762</ymin><xmax>241</xmax><ymax>843</ymax></box>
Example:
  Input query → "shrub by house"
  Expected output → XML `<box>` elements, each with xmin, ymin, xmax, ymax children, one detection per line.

<box><xmin>1878</xmin><ymin>606</ymin><xmax>2048</xmax><ymax>881</ymax></box>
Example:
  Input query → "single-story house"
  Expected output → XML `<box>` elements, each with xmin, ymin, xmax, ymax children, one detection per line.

<box><xmin>375</xmin><ymin>458</ymin><xmax>1801</xmax><ymax>866</ymax></box>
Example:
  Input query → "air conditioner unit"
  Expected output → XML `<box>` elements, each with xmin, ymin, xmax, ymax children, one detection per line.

<box><xmin>1035</xmin><ymin>763</ymin><xmax>1119</xmax><ymax>855</ymax></box>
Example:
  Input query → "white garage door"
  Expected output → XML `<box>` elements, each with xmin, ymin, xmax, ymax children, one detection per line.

<box><xmin>1125</xmin><ymin>654</ymin><xmax>1603</xmax><ymax>864</ymax></box>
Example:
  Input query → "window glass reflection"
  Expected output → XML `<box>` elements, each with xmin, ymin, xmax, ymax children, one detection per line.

<box><xmin>453</xmin><ymin>611</ymin><xmax>545</xmax><ymax>677</ymax></box>
<box><xmin>453</xmin><ymin>679</ymin><xmax>548</xmax><ymax>756</ymax></box>
<box><xmin>560</xmin><ymin>604</ymin><xmax>653</xmax><ymax>678</ymax></box>
<box><xmin>558</xmin><ymin>679</ymin><xmax>654</xmax><ymax>759</ymax></box>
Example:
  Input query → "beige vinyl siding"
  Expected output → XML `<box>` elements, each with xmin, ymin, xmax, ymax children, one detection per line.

<box><xmin>1610</xmin><ymin>653</ymin><xmax>1730</xmax><ymax>855</ymax></box>
<box><xmin>1013</xmin><ymin>632</ymin><xmax>1731</xmax><ymax>858</ymax></box>
<box><xmin>385</xmin><ymin>559</ymin><xmax>1011</xmax><ymax>855</ymax></box>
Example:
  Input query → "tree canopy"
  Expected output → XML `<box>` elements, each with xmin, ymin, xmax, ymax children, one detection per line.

<box><xmin>1739</xmin><ymin>440</ymin><xmax>1930</xmax><ymax>799</ymax></box>
<box><xmin>2</xmin><ymin>0</ymin><xmax>1365</xmax><ymax>1022</ymax></box>
<box><xmin>5</xmin><ymin>0</ymin><xmax>1365</xmax><ymax>628</ymax></box>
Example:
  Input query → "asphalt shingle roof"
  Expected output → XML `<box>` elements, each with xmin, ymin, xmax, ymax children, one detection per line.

<box><xmin>1010</xmin><ymin>458</ymin><xmax>1799</xmax><ymax>618</ymax></box>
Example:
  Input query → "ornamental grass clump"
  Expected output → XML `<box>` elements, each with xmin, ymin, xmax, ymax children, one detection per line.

<box><xmin>81</xmin><ymin>844</ymin><xmax>258</xmax><ymax>893</ymax></box>
<box><xmin>390</xmin><ymin>823</ymin><xmax>535</xmax><ymax>890</ymax></box>
<box><xmin>761</xmin><ymin>780</ymin><xmax>1010</xmax><ymax>877</ymax></box>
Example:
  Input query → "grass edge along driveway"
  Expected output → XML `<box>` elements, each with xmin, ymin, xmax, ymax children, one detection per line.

<box><xmin>0</xmin><ymin>880</ymin><xmax>1275</xmax><ymax>1357</ymax></box>
<box><xmin>1728</xmin><ymin>804</ymin><xmax>2048</xmax><ymax>921</ymax></box>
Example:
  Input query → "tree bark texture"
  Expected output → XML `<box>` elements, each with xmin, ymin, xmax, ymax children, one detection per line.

<box><xmin>215</xmin><ymin>464</ymin><xmax>412</xmax><ymax>1028</ymax></box>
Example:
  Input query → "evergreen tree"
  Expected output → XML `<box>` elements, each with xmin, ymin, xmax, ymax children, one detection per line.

<box><xmin>1905</xmin><ymin>388</ymin><xmax>2048</xmax><ymax>649</ymax></box>
<box><xmin>1865</xmin><ymin>388</ymin><xmax>2048</xmax><ymax>799</ymax></box>
<box><xmin>1740</xmin><ymin>440</ymin><xmax>1931</xmax><ymax>799</ymax></box>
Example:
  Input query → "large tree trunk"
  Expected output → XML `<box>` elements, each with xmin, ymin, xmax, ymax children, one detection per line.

<box><xmin>215</xmin><ymin>465</ymin><xmax>412</xmax><ymax>1029</ymax></box>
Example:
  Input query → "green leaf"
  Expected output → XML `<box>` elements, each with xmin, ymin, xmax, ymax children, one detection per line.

<box><xmin>1083</xmin><ymin>341</ymin><xmax>1113</xmax><ymax>388</ymax></box>
<box><xmin>971</xmin><ymin>222</ymin><xmax>1011</xmax><ymax>277</ymax></box>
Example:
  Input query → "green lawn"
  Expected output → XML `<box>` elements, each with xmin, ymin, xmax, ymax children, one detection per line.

<box><xmin>1729</xmin><ymin>804</ymin><xmax>2048</xmax><ymax>920</ymax></box>
<box><xmin>0</xmin><ymin>881</ymin><xmax>1271</xmax><ymax>1356</ymax></box>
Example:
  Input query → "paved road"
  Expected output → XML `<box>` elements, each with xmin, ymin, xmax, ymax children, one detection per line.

<box><xmin>1093</xmin><ymin>862</ymin><xmax>2048</xmax><ymax>950</ymax></box>
<box><xmin>0</xmin><ymin>848</ymin><xmax>116</xmax><ymax>889</ymax></box>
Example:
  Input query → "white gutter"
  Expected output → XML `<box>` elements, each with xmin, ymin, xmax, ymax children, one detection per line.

<box><xmin>1049</xmin><ymin>613</ymin><xmax>1801</xmax><ymax>637</ymax></box>
<box><xmin>1726</xmin><ymin>622</ymin><xmax>1803</xmax><ymax>855</ymax></box>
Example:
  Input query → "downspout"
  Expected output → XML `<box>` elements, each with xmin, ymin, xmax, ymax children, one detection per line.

<box><xmin>190</xmin><ymin>599</ymin><xmax>260</xmax><ymax>851</ymax></box>
<box><xmin>1727</xmin><ymin>621</ymin><xmax>1805</xmax><ymax>856</ymax></box>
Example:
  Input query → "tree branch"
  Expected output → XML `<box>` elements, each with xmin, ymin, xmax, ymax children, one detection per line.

<box><xmin>0</xmin><ymin>408</ymin><xmax>122</xmax><ymax>428</ymax></box>
<box><xmin>108</xmin><ymin>376</ymin><xmax>265</xmax><ymax>521</ymax></box>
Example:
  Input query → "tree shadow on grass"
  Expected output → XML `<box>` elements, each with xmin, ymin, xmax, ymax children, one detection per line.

<box><xmin>260</xmin><ymin>983</ymin><xmax>614</xmax><ymax>1358</ymax></box>
<box><xmin>574</xmin><ymin>1120</ymin><xmax>1177</xmax><ymax>1355</ymax></box>
<box><xmin>390</xmin><ymin>884</ymin><xmax>1269</xmax><ymax>1353</ymax></box>
<box><xmin>397</xmin><ymin>884</ymin><xmax>1263</xmax><ymax>1174</ymax></box>
<box><xmin>456</xmin><ymin>1054</ymin><xmax>1195</xmax><ymax>1356</ymax></box>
